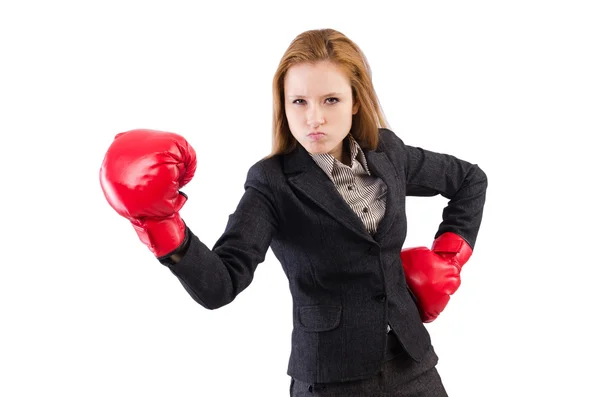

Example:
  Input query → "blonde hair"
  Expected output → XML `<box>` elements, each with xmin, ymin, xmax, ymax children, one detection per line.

<box><xmin>265</xmin><ymin>28</ymin><xmax>389</xmax><ymax>159</ymax></box>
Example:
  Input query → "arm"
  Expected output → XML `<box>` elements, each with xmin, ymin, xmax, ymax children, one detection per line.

<box><xmin>399</xmin><ymin>135</ymin><xmax>487</xmax><ymax>249</ymax></box>
<box><xmin>382</xmin><ymin>128</ymin><xmax>488</xmax><ymax>321</ymax></box>
<box><xmin>158</xmin><ymin>163</ymin><xmax>279</xmax><ymax>310</ymax></box>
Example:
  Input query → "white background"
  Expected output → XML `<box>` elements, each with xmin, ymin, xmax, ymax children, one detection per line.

<box><xmin>1</xmin><ymin>1</ymin><xmax>598</xmax><ymax>396</ymax></box>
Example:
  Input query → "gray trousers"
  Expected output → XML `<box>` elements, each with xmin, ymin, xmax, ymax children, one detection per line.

<box><xmin>290</xmin><ymin>336</ymin><xmax>448</xmax><ymax>397</ymax></box>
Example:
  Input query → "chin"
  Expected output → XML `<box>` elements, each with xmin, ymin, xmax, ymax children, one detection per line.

<box><xmin>306</xmin><ymin>147</ymin><xmax>330</xmax><ymax>155</ymax></box>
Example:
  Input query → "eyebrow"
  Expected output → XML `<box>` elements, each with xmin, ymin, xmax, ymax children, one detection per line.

<box><xmin>287</xmin><ymin>92</ymin><xmax>347</xmax><ymax>99</ymax></box>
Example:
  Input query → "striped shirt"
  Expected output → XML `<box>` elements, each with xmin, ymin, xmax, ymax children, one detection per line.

<box><xmin>308</xmin><ymin>133</ymin><xmax>388</xmax><ymax>235</ymax></box>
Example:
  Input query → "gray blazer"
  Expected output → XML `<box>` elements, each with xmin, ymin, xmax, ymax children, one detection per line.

<box><xmin>162</xmin><ymin>128</ymin><xmax>487</xmax><ymax>384</ymax></box>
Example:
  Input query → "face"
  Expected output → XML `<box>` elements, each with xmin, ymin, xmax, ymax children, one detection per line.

<box><xmin>284</xmin><ymin>61</ymin><xmax>359</xmax><ymax>162</ymax></box>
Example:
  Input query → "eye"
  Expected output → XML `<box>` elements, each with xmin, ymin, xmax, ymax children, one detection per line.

<box><xmin>325</xmin><ymin>97</ymin><xmax>339</xmax><ymax>104</ymax></box>
<box><xmin>292</xmin><ymin>99</ymin><xmax>306</xmax><ymax>105</ymax></box>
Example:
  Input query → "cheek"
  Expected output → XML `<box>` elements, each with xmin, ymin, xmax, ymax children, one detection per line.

<box><xmin>331</xmin><ymin>106</ymin><xmax>354</xmax><ymax>124</ymax></box>
<box><xmin>285</xmin><ymin>107</ymin><xmax>303</xmax><ymax>127</ymax></box>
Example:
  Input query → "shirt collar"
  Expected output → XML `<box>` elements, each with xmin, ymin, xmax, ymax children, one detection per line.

<box><xmin>308</xmin><ymin>133</ymin><xmax>371</xmax><ymax>177</ymax></box>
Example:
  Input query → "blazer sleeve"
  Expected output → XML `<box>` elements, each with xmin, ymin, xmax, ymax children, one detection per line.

<box><xmin>382</xmin><ymin>128</ymin><xmax>488</xmax><ymax>249</ymax></box>
<box><xmin>161</xmin><ymin>161</ymin><xmax>279</xmax><ymax>310</ymax></box>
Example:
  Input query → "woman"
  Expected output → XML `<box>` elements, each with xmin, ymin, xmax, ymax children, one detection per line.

<box><xmin>100</xmin><ymin>28</ymin><xmax>487</xmax><ymax>396</ymax></box>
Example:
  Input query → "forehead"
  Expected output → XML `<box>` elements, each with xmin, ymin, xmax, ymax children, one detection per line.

<box><xmin>284</xmin><ymin>61</ymin><xmax>352</xmax><ymax>95</ymax></box>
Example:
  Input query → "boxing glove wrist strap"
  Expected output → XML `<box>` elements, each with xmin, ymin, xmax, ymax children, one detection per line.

<box><xmin>131</xmin><ymin>214</ymin><xmax>186</xmax><ymax>257</ymax></box>
<box><xmin>431</xmin><ymin>232</ymin><xmax>473</xmax><ymax>270</ymax></box>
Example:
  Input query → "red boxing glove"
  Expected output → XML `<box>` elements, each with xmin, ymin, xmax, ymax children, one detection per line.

<box><xmin>400</xmin><ymin>232</ymin><xmax>473</xmax><ymax>322</ymax></box>
<box><xmin>99</xmin><ymin>129</ymin><xmax>197</xmax><ymax>258</ymax></box>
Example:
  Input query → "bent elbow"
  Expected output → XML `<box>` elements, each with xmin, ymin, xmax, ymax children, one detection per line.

<box><xmin>178</xmin><ymin>280</ymin><xmax>235</xmax><ymax>310</ymax></box>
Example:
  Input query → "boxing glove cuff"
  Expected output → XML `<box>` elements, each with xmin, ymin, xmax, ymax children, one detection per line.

<box><xmin>431</xmin><ymin>232</ymin><xmax>473</xmax><ymax>270</ymax></box>
<box><xmin>131</xmin><ymin>213</ymin><xmax>186</xmax><ymax>257</ymax></box>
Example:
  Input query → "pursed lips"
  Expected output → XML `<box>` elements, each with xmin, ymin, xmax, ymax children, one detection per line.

<box><xmin>307</xmin><ymin>132</ymin><xmax>325</xmax><ymax>141</ymax></box>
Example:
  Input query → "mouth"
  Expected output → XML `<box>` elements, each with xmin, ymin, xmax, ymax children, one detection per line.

<box><xmin>307</xmin><ymin>132</ymin><xmax>325</xmax><ymax>141</ymax></box>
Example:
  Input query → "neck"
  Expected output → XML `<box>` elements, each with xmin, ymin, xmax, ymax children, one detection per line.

<box><xmin>341</xmin><ymin>139</ymin><xmax>352</xmax><ymax>166</ymax></box>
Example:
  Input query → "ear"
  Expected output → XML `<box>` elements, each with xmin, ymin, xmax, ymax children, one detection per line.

<box><xmin>352</xmin><ymin>100</ymin><xmax>360</xmax><ymax>115</ymax></box>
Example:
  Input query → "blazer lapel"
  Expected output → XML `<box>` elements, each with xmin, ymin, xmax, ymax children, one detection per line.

<box><xmin>284</xmin><ymin>144</ymin><xmax>369</xmax><ymax>240</ymax></box>
<box><xmin>283</xmin><ymin>138</ymin><xmax>400</xmax><ymax>243</ymax></box>
<box><xmin>364</xmin><ymin>149</ymin><xmax>400</xmax><ymax>241</ymax></box>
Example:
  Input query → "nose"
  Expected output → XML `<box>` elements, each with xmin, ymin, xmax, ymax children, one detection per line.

<box><xmin>306</xmin><ymin>105</ymin><xmax>325</xmax><ymax>129</ymax></box>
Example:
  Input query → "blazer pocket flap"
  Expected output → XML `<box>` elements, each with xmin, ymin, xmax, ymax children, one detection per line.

<box><xmin>297</xmin><ymin>305</ymin><xmax>342</xmax><ymax>332</ymax></box>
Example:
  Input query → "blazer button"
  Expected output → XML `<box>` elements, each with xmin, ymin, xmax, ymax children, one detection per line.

<box><xmin>374</xmin><ymin>294</ymin><xmax>387</xmax><ymax>302</ymax></box>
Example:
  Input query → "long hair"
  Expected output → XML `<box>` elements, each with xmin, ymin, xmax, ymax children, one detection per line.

<box><xmin>265</xmin><ymin>28</ymin><xmax>389</xmax><ymax>159</ymax></box>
